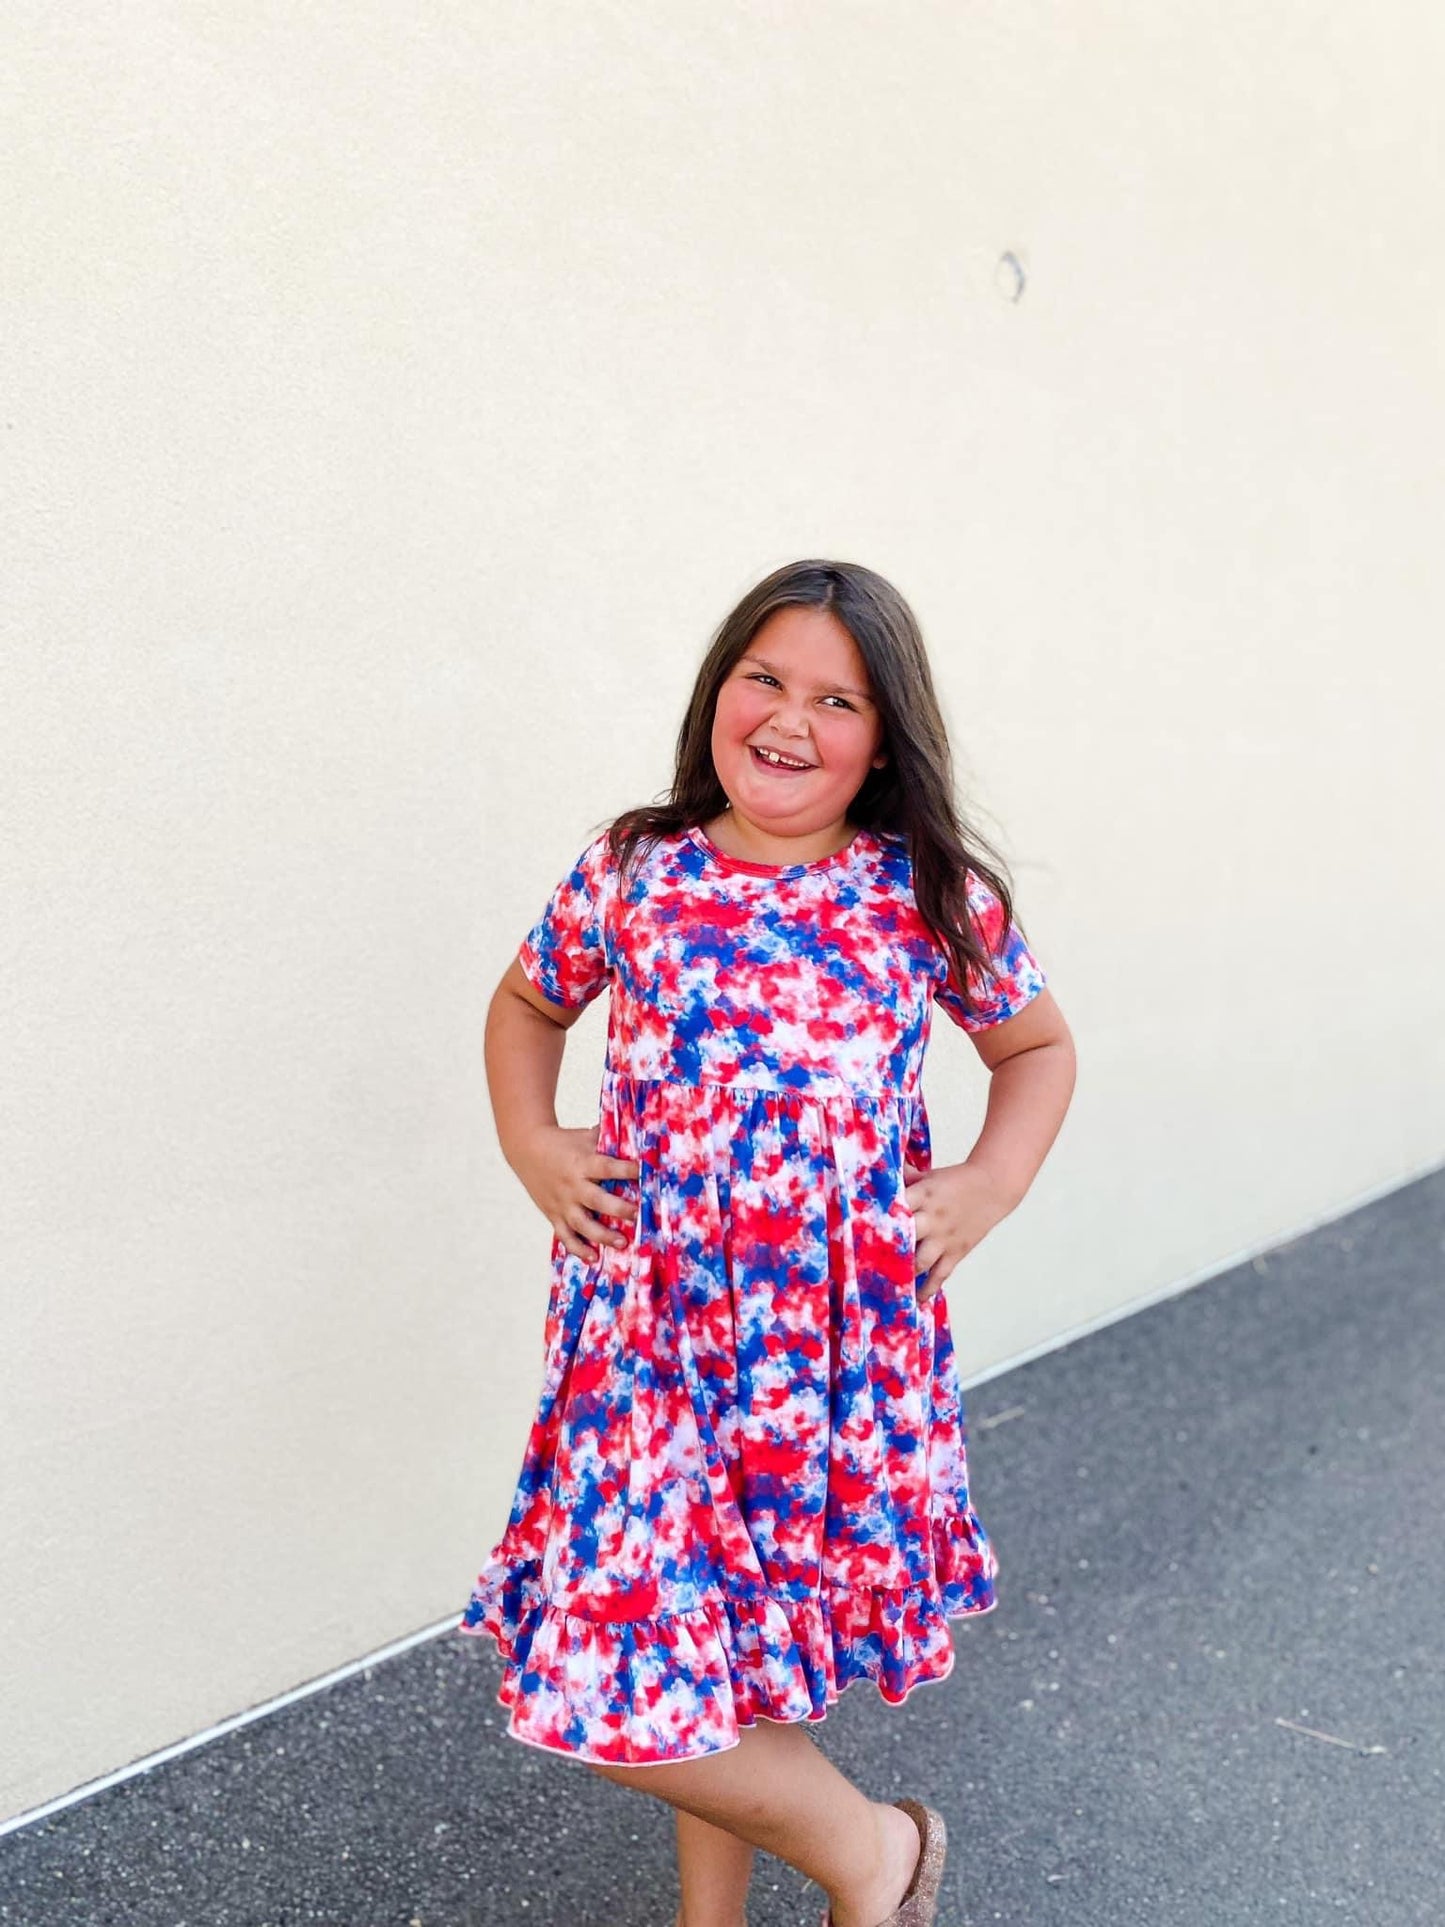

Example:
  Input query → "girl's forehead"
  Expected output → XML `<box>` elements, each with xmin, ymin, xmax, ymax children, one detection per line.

<box><xmin>735</xmin><ymin>612</ymin><xmax>873</xmax><ymax>690</ymax></box>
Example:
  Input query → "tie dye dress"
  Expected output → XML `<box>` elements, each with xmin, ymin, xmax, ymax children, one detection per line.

<box><xmin>458</xmin><ymin>819</ymin><xmax>1047</xmax><ymax>1765</ymax></box>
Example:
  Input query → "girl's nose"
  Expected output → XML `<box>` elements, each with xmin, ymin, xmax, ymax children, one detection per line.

<box><xmin>771</xmin><ymin>700</ymin><xmax>811</xmax><ymax>737</ymax></box>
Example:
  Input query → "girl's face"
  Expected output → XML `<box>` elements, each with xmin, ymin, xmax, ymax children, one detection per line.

<box><xmin>710</xmin><ymin>606</ymin><xmax>887</xmax><ymax>857</ymax></box>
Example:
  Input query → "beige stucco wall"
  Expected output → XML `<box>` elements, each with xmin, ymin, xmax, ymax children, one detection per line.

<box><xmin>3</xmin><ymin>3</ymin><xmax>1442</xmax><ymax>1825</ymax></box>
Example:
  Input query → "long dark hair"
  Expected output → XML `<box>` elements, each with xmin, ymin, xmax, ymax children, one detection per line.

<box><xmin>594</xmin><ymin>558</ymin><xmax>1031</xmax><ymax>1017</ymax></box>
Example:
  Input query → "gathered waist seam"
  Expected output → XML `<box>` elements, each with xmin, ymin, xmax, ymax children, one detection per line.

<box><xmin>600</xmin><ymin>1064</ymin><xmax>918</xmax><ymax>1106</ymax></box>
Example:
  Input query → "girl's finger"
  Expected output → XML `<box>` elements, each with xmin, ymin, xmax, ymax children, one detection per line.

<box><xmin>558</xmin><ymin>1210</ymin><xmax>597</xmax><ymax>1256</ymax></box>
<box><xmin>587</xmin><ymin>1149</ymin><xmax>635</xmax><ymax>1169</ymax></box>
<box><xmin>561</xmin><ymin>1232</ymin><xmax>611</xmax><ymax>1259</ymax></box>
<box><xmin>589</xmin><ymin>1173</ymin><xmax>639</xmax><ymax>1215</ymax></box>
<box><xmin>919</xmin><ymin>1252</ymin><xmax>959</xmax><ymax>1300</ymax></box>
<box><xmin>587</xmin><ymin>1155</ymin><xmax>640</xmax><ymax>1190</ymax></box>
<box><xmin>571</xmin><ymin>1206</ymin><xmax>628</xmax><ymax>1249</ymax></box>
<box><xmin>589</xmin><ymin>1182</ymin><xmax>637</xmax><ymax>1224</ymax></box>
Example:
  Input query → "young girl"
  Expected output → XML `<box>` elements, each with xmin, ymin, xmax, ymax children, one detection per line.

<box><xmin>459</xmin><ymin>559</ymin><xmax>1076</xmax><ymax>1927</ymax></box>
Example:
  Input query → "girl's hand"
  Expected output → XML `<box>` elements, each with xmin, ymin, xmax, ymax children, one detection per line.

<box><xmin>513</xmin><ymin>1124</ymin><xmax>641</xmax><ymax>1262</ymax></box>
<box><xmin>901</xmin><ymin>1160</ymin><xmax>1014</xmax><ymax>1304</ymax></box>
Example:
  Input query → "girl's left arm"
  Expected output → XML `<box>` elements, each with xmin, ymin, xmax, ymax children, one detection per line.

<box><xmin>905</xmin><ymin>988</ymin><xmax>1077</xmax><ymax>1301</ymax></box>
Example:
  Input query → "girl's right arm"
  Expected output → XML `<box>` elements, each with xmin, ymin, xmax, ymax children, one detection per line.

<box><xmin>485</xmin><ymin>956</ymin><xmax>639</xmax><ymax>1262</ymax></box>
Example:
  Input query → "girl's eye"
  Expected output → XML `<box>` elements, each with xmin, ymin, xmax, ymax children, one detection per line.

<box><xmin>745</xmin><ymin>672</ymin><xmax>855</xmax><ymax>711</ymax></box>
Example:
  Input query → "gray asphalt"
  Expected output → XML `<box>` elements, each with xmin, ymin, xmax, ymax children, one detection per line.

<box><xmin>4</xmin><ymin>1168</ymin><xmax>1442</xmax><ymax>1927</ymax></box>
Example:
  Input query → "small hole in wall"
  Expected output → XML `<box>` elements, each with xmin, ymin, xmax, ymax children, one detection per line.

<box><xmin>996</xmin><ymin>251</ymin><xmax>1027</xmax><ymax>302</ymax></box>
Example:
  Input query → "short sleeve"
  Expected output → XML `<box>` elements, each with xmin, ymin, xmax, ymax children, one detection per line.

<box><xmin>516</xmin><ymin>831</ymin><xmax>616</xmax><ymax>1012</ymax></box>
<box><xmin>934</xmin><ymin>875</ymin><xmax>1047</xmax><ymax>1032</ymax></box>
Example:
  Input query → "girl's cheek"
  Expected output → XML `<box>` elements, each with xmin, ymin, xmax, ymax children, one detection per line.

<box><xmin>722</xmin><ymin>689</ymin><xmax>771</xmax><ymax>730</ymax></box>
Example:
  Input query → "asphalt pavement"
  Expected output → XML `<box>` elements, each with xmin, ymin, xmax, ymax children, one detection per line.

<box><xmin>3</xmin><ymin>1167</ymin><xmax>1441</xmax><ymax>1926</ymax></box>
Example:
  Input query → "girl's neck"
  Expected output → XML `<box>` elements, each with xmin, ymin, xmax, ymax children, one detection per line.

<box><xmin>701</xmin><ymin>807</ymin><xmax>860</xmax><ymax>868</ymax></box>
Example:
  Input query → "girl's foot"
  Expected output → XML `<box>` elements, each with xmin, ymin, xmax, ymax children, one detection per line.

<box><xmin>825</xmin><ymin>1799</ymin><xmax>923</xmax><ymax>1927</ymax></box>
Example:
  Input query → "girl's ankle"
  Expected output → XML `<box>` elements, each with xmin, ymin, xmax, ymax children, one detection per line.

<box><xmin>826</xmin><ymin>1800</ymin><xmax>921</xmax><ymax>1927</ymax></box>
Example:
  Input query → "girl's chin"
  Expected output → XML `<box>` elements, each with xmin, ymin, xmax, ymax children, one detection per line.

<box><xmin>724</xmin><ymin>791</ymin><xmax>849</xmax><ymax>835</ymax></box>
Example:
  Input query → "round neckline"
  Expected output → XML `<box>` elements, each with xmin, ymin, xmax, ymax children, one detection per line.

<box><xmin>685</xmin><ymin>821</ymin><xmax>871</xmax><ymax>877</ymax></box>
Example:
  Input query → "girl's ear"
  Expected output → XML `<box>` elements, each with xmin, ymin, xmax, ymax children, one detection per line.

<box><xmin>872</xmin><ymin>751</ymin><xmax>888</xmax><ymax>768</ymax></box>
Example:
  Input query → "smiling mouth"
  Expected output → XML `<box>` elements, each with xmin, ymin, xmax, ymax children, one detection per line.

<box><xmin>750</xmin><ymin>745</ymin><xmax>815</xmax><ymax>771</ymax></box>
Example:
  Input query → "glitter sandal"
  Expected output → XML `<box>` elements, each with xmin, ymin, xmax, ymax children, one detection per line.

<box><xmin>818</xmin><ymin>1797</ymin><xmax>948</xmax><ymax>1927</ymax></box>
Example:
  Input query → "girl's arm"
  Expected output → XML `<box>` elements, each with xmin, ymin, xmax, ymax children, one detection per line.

<box><xmin>905</xmin><ymin>987</ymin><xmax>1076</xmax><ymax>1302</ymax></box>
<box><xmin>486</xmin><ymin>958</ymin><xmax>640</xmax><ymax>1261</ymax></box>
<box><xmin>959</xmin><ymin>986</ymin><xmax>1076</xmax><ymax>1213</ymax></box>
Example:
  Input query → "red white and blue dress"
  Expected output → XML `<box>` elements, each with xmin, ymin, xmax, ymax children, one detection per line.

<box><xmin>458</xmin><ymin>819</ymin><xmax>1047</xmax><ymax>1765</ymax></box>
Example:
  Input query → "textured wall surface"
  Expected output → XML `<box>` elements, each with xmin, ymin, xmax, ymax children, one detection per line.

<box><xmin>3</xmin><ymin>0</ymin><xmax>1442</xmax><ymax>1824</ymax></box>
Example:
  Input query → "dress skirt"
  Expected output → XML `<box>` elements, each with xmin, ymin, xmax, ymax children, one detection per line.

<box><xmin>457</xmin><ymin>1068</ymin><xmax>999</xmax><ymax>1766</ymax></box>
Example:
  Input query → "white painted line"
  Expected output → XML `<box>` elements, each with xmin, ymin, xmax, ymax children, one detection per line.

<box><xmin>961</xmin><ymin>1153</ymin><xmax>1442</xmax><ymax>1393</ymax></box>
<box><xmin>0</xmin><ymin>1614</ymin><xmax>461</xmax><ymax>1840</ymax></box>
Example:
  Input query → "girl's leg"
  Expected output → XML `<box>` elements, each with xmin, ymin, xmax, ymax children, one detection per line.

<box><xmin>588</xmin><ymin>1715</ymin><xmax>924</xmax><ymax>1927</ymax></box>
<box><xmin>672</xmin><ymin>1807</ymin><xmax>756</xmax><ymax>1927</ymax></box>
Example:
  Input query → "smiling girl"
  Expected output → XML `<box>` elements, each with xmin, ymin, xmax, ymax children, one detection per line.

<box><xmin>459</xmin><ymin>558</ymin><xmax>1076</xmax><ymax>1926</ymax></box>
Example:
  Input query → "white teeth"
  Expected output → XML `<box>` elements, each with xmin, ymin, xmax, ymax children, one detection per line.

<box><xmin>755</xmin><ymin>747</ymin><xmax>811</xmax><ymax>769</ymax></box>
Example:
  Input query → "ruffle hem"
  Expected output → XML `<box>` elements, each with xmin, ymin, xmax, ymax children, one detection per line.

<box><xmin>456</xmin><ymin>1508</ymin><xmax>997</xmax><ymax>1766</ymax></box>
